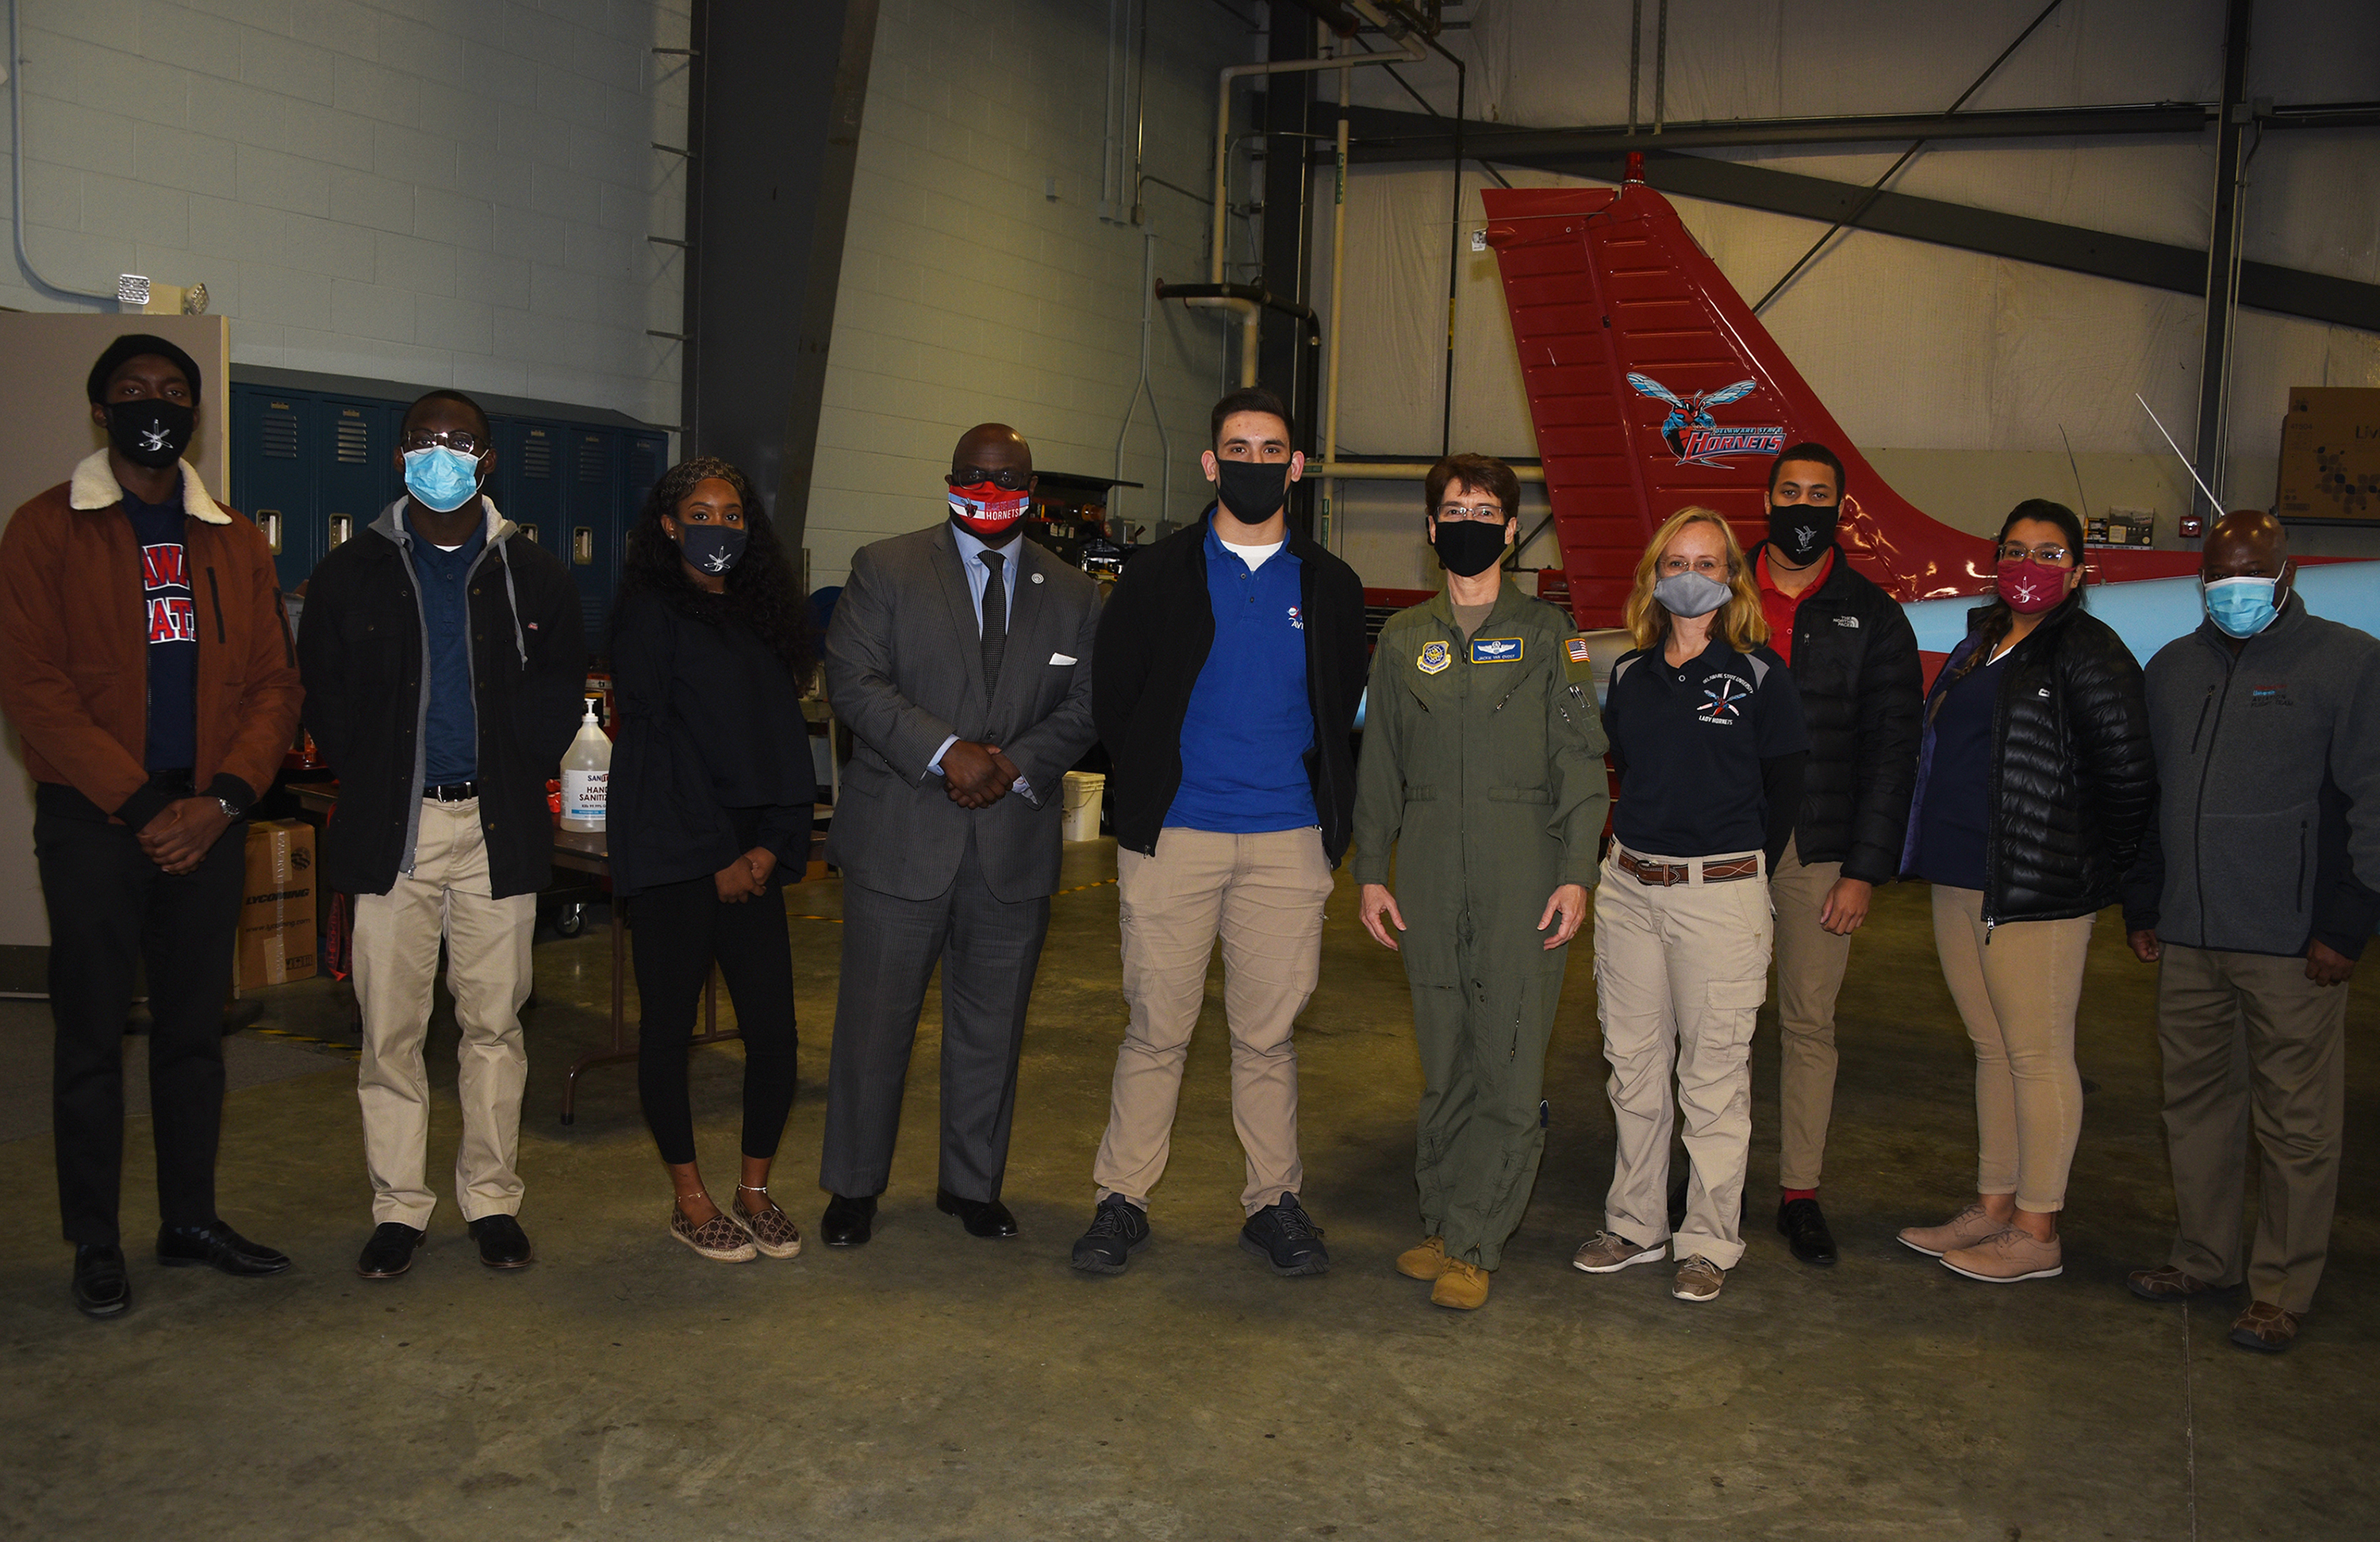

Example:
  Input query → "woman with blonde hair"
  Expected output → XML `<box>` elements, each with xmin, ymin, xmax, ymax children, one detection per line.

<box><xmin>1572</xmin><ymin>508</ymin><xmax>1809</xmax><ymax>1303</ymax></box>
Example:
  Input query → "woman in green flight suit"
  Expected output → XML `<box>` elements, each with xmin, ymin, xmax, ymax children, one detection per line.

<box><xmin>1352</xmin><ymin>454</ymin><xmax>1610</xmax><ymax>1310</ymax></box>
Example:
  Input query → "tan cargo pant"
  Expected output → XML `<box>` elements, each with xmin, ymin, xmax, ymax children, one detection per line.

<box><xmin>1094</xmin><ymin>826</ymin><xmax>1334</xmax><ymax>1215</ymax></box>
<box><xmin>1769</xmin><ymin>835</ymin><xmax>1855</xmax><ymax>1190</ymax></box>
<box><xmin>1594</xmin><ymin>846</ymin><xmax>1774</xmax><ymax>1270</ymax></box>
<box><xmin>352</xmin><ymin>798</ymin><xmax>537</xmax><ymax>1228</ymax></box>
<box><xmin>2157</xmin><ymin>944</ymin><xmax>2348</xmax><ymax>1315</ymax></box>
<box><xmin>1930</xmin><ymin>885</ymin><xmax>2091</xmax><ymax>1213</ymax></box>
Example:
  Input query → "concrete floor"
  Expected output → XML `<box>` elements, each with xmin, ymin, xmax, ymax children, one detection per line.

<box><xmin>0</xmin><ymin>838</ymin><xmax>2372</xmax><ymax>1540</ymax></box>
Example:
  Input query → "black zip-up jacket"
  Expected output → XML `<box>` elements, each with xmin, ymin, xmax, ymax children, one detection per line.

<box><xmin>1901</xmin><ymin>594</ymin><xmax>2152</xmax><ymax>924</ymax></box>
<box><xmin>1096</xmin><ymin>510</ymin><xmax>1368</xmax><ymax>865</ymax></box>
<box><xmin>2121</xmin><ymin>596</ymin><xmax>2380</xmax><ymax>959</ymax></box>
<box><xmin>298</xmin><ymin>500</ymin><xmax>586</xmax><ymax>900</ymax></box>
<box><xmin>1756</xmin><ymin>543</ymin><xmax>1922</xmax><ymax>884</ymax></box>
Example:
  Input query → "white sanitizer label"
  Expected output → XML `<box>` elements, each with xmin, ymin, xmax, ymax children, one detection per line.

<box><xmin>562</xmin><ymin>769</ymin><xmax>608</xmax><ymax>825</ymax></box>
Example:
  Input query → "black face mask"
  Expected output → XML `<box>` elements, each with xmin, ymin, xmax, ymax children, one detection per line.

<box><xmin>106</xmin><ymin>398</ymin><xmax>194</xmax><ymax>470</ymax></box>
<box><xmin>1767</xmin><ymin>501</ymin><xmax>1838</xmax><ymax>566</ymax></box>
<box><xmin>1432</xmin><ymin>516</ymin><xmax>1509</xmax><ymax>578</ymax></box>
<box><xmin>1214</xmin><ymin>458</ymin><xmax>1289</xmax><ymax>524</ymax></box>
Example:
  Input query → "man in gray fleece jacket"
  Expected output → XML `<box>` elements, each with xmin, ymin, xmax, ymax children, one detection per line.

<box><xmin>2121</xmin><ymin>510</ymin><xmax>2380</xmax><ymax>1355</ymax></box>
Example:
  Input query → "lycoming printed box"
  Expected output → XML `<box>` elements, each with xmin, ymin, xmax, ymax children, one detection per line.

<box><xmin>238</xmin><ymin>819</ymin><xmax>317</xmax><ymax>989</ymax></box>
<box><xmin>2276</xmin><ymin>387</ymin><xmax>2380</xmax><ymax>522</ymax></box>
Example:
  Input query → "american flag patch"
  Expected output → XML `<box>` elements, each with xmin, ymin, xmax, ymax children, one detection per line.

<box><xmin>1566</xmin><ymin>636</ymin><xmax>1591</xmax><ymax>662</ymax></box>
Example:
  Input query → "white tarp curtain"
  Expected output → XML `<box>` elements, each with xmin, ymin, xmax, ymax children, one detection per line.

<box><xmin>1315</xmin><ymin>0</ymin><xmax>2379</xmax><ymax>465</ymax></box>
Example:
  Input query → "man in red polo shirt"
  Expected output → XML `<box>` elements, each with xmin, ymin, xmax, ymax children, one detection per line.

<box><xmin>1752</xmin><ymin>443</ymin><xmax>1921</xmax><ymax>1267</ymax></box>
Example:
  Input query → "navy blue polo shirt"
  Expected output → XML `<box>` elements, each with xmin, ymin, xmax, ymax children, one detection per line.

<box><xmin>1913</xmin><ymin>648</ymin><xmax>2009</xmax><ymax>892</ymax></box>
<box><xmin>1605</xmin><ymin>638</ymin><xmax>1808</xmax><ymax>857</ymax></box>
<box><xmin>125</xmin><ymin>489</ymin><xmax>198</xmax><ymax>772</ymax></box>
<box><xmin>1167</xmin><ymin>519</ymin><xmax>1316</xmax><ymax>834</ymax></box>
<box><xmin>405</xmin><ymin>511</ymin><xmax>485</xmax><ymax>784</ymax></box>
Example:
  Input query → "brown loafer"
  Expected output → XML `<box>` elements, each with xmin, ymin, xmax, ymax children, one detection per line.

<box><xmin>2126</xmin><ymin>1264</ymin><xmax>2221</xmax><ymax>1302</ymax></box>
<box><xmin>2228</xmin><ymin>1300</ymin><xmax>2300</xmax><ymax>1354</ymax></box>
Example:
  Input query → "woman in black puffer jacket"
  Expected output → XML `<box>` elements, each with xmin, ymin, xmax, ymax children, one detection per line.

<box><xmin>1894</xmin><ymin>500</ymin><xmax>2152</xmax><ymax>1287</ymax></box>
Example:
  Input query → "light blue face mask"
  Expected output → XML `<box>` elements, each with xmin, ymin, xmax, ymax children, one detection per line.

<box><xmin>403</xmin><ymin>445</ymin><xmax>482</xmax><ymax>513</ymax></box>
<box><xmin>2203</xmin><ymin>574</ymin><xmax>2281</xmax><ymax>639</ymax></box>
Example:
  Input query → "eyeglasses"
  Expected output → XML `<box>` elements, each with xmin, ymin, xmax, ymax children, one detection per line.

<box><xmin>1434</xmin><ymin>504</ymin><xmax>1507</xmax><ymax>523</ymax></box>
<box><xmin>948</xmin><ymin>467</ymin><xmax>1031</xmax><ymax>491</ymax></box>
<box><xmin>401</xmin><ymin>428</ymin><xmax>486</xmax><ymax>455</ymax></box>
<box><xmin>1998</xmin><ymin>542</ymin><xmax>2074</xmax><ymax>566</ymax></box>
<box><xmin>1659</xmin><ymin>554</ymin><xmax>1730</xmax><ymax>576</ymax></box>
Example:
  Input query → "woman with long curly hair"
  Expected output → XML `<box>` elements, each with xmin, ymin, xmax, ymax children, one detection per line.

<box><xmin>606</xmin><ymin>457</ymin><xmax>817</xmax><ymax>1264</ymax></box>
<box><xmin>1570</xmin><ymin>507</ymin><xmax>1807</xmax><ymax>1305</ymax></box>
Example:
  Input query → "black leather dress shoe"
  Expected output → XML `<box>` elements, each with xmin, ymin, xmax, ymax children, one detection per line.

<box><xmin>1778</xmin><ymin>1196</ymin><xmax>1839</xmax><ymax>1267</ymax></box>
<box><xmin>821</xmin><ymin>1193</ymin><xmax>877</xmax><ymax>1247</ymax></box>
<box><xmin>157</xmin><ymin>1221</ymin><xmax>291</xmax><ymax>1276</ymax></box>
<box><xmin>357</xmin><ymin>1222</ymin><xmax>426</xmax><ymax>1279</ymax></box>
<box><xmin>936</xmin><ymin>1189</ymin><xmax>1019</xmax><ymax>1238</ymax></box>
<box><xmin>468</xmin><ymin>1214</ymin><xmax>534</xmax><ymax>1269</ymax></box>
<box><xmin>72</xmin><ymin>1245</ymin><xmax>131</xmax><ymax>1318</ymax></box>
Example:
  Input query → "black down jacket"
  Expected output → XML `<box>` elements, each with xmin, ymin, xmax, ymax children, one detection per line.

<box><xmin>1901</xmin><ymin>594</ymin><xmax>2153</xmax><ymax>925</ymax></box>
<box><xmin>1757</xmin><ymin>543</ymin><xmax>1922</xmax><ymax>884</ymax></box>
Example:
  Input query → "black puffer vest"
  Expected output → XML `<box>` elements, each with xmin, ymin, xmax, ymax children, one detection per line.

<box><xmin>1902</xmin><ymin>596</ymin><xmax>2153</xmax><ymax>924</ymax></box>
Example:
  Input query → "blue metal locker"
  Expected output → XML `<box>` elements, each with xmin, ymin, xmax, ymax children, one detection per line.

<box><xmin>565</xmin><ymin>427</ymin><xmax>619</xmax><ymax>644</ymax></box>
<box><xmin>318</xmin><ymin>396</ymin><xmax>400</xmax><ymax>573</ymax></box>
<box><xmin>229</xmin><ymin>383</ymin><xmax>317</xmax><ymax>592</ymax></box>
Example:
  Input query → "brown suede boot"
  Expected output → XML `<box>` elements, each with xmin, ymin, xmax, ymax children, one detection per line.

<box><xmin>1395</xmin><ymin>1236</ymin><xmax>1449</xmax><ymax>1281</ymax></box>
<box><xmin>1430</xmin><ymin>1258</ymin><xmax>1490</xmax><ymax>1310</ymax></box>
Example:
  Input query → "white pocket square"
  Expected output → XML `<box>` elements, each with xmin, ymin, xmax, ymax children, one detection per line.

<box><xmin>1050</xmin><ymin>652</ymin><xmax>1077</xmax><ymax>666</ymax></box>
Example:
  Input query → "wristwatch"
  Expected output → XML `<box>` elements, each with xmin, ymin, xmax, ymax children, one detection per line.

<box><xmin>215</xmin><ymin>796</ymin><xmax>245</xmax><ymax>820</ymax></box>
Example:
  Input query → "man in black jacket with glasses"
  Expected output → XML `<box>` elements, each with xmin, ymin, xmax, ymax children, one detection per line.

<box><xmin>1070</xmin><ymin>387</ymin><xmax>1368</xmax><ymax>1279</ymax></box>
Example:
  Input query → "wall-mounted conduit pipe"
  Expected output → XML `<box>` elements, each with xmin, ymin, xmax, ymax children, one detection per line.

<box><xmin>8</xmin><ymin>0</ymin><xmax>114</xmax><ymax>306</ymax></box>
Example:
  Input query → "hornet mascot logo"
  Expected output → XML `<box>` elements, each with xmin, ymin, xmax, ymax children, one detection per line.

<box><xmin>1627</xmin><ymin>374</ymin><xmax>1786</xmax><ymax>466</ymax></box>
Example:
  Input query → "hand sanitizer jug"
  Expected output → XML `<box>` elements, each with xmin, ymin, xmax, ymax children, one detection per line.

<box><xmin>560</xmin><ymin>700</ymin><xmax>611</xmax><ymax>831</ymax></box>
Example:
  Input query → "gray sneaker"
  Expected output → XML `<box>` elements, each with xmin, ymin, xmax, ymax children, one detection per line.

<box><xmin>1572</xmin><ymin>1231</ymin><xmax>1665</xmax><ymax>1274</ymax></box>
<box><xmin>1672</xmin><ymin>1254</ymin><xmax>1726</xmax><ymax>1302</ymax></box>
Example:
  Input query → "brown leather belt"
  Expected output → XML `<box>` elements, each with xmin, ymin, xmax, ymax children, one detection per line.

<box><xmin>1615</xmin><ymin>849</ymin><xmax>1763</xmax><ymax>887</ymax></box>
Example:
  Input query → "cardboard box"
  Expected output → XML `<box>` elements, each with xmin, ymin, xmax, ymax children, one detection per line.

<box><xmin>238</xmin><ymin>819</ymin><xmax>317</xmax><ymax>989</ymax></box>
<box><xmin>2275</xmin><ymin>387</ymin><xmax>2380</xmax><ymax>521</ymax></box>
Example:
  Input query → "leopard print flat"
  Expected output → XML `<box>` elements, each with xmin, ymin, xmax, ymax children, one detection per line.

<box><xmin>670</xmin><ymin>1203</ymin><xmax>757</xmax><ymax>1263</ymax></box>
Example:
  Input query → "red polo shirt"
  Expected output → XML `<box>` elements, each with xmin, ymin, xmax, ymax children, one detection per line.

<box><xmin>1756</xmin><ymin>547</ymin><xmax>1832</xmax><ymax>665</ymax></box>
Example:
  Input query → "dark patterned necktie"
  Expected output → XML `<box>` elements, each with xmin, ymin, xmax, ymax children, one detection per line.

<box><xmin>979</xmin><ymin>549</ymin><xmax>1007</xmax><ymax>692</ymax></box>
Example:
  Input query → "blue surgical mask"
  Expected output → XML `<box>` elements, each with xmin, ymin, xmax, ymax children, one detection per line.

<box><xmin>403</xmin><ymin>445</ymin><xmax>482</xmax><ymax>513</ymax></box>
<box><xmin>2203</xmin><ymin>574</ymin><xmax>2280</xmax><ymax>639</ymax></box>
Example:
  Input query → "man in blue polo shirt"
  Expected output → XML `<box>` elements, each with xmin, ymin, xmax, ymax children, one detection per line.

<box><xmin>1072</xmin><ymin>387</ymin><xmax>1368</xmax><ymax>1277</ymax></box>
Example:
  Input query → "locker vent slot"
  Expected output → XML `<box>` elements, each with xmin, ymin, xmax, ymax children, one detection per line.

<box><xmin>260</xmin><ymin>407</ymin><xmax>300</xmax><ymax>459</ymax></box>
<box><xmin>334</xmin><ymin>416</ymin><xmax>369</xmax><ymax>464</ymax></box>
<box><xmin>522</xmin><ymin>436</ymin><xmax>553</xmax><ymax>478</ymax></box>
<box><xmin>578</xmin><ymin>437</ymin><xmax>608</xmax><ymax>484</ymax></box>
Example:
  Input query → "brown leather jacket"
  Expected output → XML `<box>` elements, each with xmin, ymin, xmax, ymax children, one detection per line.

<box><xmin>0</xmin><ymin>450</ymin><xmax>302</xmax><ymax>830</ymax></box>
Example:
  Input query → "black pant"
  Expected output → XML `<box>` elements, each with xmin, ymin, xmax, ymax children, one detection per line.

<box><xmin>820</xmin><ymin>827</ymin><xmax>1050</xmax><ymax>1203</ymax></box>
<box><xmin>631</xmin><ymin>873</ymin><xmax>799</xmax><ymax>1167</ymax></box>
<box><xmin>35</xmin><ymin>781</ymin><xmax>245</xmax><ymax>1246</ymax></box>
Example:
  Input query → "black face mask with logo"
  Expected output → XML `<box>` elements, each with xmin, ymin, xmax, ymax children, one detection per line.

<box><xmin>1766</xmin><ymin>501</ymin><xmax>1838</xmax><ymax>566</ymax></box>
<box><xmin>1431</xmin><ymin>516</ymin><xmax>1509</xmax><ymax>577</ymax></box>
<box><xmin>106</xmin><ymin>398</ymin><xmax>195</xmax><ymax>470</ymax></box>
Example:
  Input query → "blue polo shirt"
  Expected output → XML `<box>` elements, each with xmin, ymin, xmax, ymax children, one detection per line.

<box><xmin>1604</xmin><ymin>638</ymin><xmax>1807</xmax><ymax>857</ymax></box>
<box><xmin>1167</xmin><ymin>519</ymin><xmax>1316</xmax><ymax>834</ymax></box>
<box><xmin>405</xmin><ymin>511</ymin><xmax>484</xmax><ymax>784</ymax></box>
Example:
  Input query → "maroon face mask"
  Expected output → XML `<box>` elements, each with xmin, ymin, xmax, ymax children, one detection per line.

<box><xmin>1996</xmin><ymin>556</ymin><xmax>2071</xmax><ymax>614</ymax></box>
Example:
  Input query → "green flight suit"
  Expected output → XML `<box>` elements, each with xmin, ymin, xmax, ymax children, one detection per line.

<box><xmin>1350</xmin><ymin>584</ymin><xmax>1610</xmax><ymax>1270</ymax></box>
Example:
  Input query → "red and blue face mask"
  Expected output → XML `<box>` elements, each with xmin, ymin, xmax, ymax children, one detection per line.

<box><xmin>948</xmin><ymin>481</ymin><xmax>1030</xmax><ymax>537</ymax></box>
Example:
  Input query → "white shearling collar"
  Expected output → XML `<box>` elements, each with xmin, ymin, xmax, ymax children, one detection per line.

<box><xmin>69</xmin><ymin>448</ymin><xmax>230</xmax><ymax>524</ymax></box>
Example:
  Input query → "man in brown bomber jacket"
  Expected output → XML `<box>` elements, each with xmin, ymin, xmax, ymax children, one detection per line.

<box><xmin>0</xmin><ymin>333</ymin><xmax>303</xmax><ymax>1321</ymax></box>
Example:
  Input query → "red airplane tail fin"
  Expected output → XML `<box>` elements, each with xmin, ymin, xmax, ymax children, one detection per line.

<box><xmin>1480</xmin><ymin>171</ymin><xmax>2198</xmax><ymax>628</ymax></box>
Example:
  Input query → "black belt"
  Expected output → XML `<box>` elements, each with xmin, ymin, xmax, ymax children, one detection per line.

<box><xmin>424</xmin><ymin>781</ymin><xmax>479</xmax><ymax>801</ymax></box>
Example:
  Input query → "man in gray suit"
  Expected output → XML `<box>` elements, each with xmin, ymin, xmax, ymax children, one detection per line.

<box><xmin>819</xmin><ymin>423</ymin><xmax>1100</xmax><ymax>1245</ymax></box>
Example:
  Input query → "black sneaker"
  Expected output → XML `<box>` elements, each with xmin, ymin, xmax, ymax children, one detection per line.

<box><xmin>1070</xmin><ymin>1195</ymin><xmax>1152</xmax><ymax>1274</ymax></box>
<box><xmin>1239</xmin><ymin>1194</ymin><xmax>1330</xmax><ymax>1277</ymax></box>
<box><xmin>356</xmin><ymin>1222</ymin><xmax>425</xmax><ymax>1279</ymax></box>
<box><xmin>467</xmin><ymin>1214</ymin><xmax>534</xmax><ymax>1270</ymax></box>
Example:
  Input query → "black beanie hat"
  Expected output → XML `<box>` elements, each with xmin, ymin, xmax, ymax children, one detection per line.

<box><xmin>86</xmin><ymin>333</ymin><xmax>202</xmax><ymax>405</ymax></box>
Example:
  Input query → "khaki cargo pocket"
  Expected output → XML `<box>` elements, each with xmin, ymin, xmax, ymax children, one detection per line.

<box><xmin>1702</xmin><ymin>976</ymin><xmax>1768</xmax><ymax>1051</ymax></box>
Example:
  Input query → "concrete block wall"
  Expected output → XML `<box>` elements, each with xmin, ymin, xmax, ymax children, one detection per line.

<box><xmin>805</xmin><ymin>0</ymin><xmax>1249</xmax><ymax>585</ymax></box>
<box><xmin>3</xmin><ymin>0</ymin><xmax>690</xmax><ymax>426</ymax></box>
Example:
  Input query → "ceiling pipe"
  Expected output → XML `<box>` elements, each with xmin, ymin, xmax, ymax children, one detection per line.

<box><xmin>8</xmin><ymin>0</ymin><xmax>115</xmax><ymax>306</ymax></box>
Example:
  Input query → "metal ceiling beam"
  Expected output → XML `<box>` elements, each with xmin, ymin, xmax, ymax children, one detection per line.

<box><xmin>1324</xmin><ymin>107</ymin><xmax>2380</xmax><ymax>333</ymax></box>
<box><xmin>2192</xmin><ymin>0</ymin><xmax>2253</xmax><ymax>522</ymax></box>
<box><xmin>1341</xmin><ymin>100</ymin><xmax>2216</xmax><ymax>159</ymax></box>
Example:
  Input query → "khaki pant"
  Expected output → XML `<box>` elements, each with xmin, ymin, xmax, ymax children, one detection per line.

<box><xmin>352</xmin><ymin>798</ymin><xmax>536</xmax><ymax>1228</ymax></box>
<box><xmin>1594</xmin><ymin>846</ymin><xmax>1773</xmax><ymax>1270</ymax></box>
<box><xmin>1094</xmin><ymin>826</ymin><xmax>1334</xmax><ymax>1215</ymax></box>
<box><xmin>1770</xmin><ymin>835</ymin><xmax>1853</xmax><ymax>1191</ymax></box>
<box><xmin>1930</xmin><ymin>885</ymin><xmax>2091</xmax><ymax>1212</ymax></box>
<box><xmin>2157</xmin><ymin>944</ymin><xmax>2347</xmax><ymax>1315</ymax></box>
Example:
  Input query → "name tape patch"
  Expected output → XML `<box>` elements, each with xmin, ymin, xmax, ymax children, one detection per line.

<box><xmin>1470</xmin><ymin>636</ymin><xmax>1523</xmax><ymax>664</ymax></box>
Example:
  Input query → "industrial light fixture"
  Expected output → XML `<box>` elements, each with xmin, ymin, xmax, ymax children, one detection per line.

<box><xmin>117</xmin><ymin>274</ymin><xmax>210</xmax><ymax>315</ymax></box>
